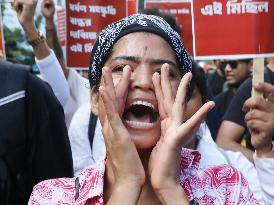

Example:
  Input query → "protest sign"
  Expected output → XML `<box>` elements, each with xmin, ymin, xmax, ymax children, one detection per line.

<box><xmin>66</xmin><ymin>0</ymin><xmax>127</xmax><ymax>68</ymax></box>
<box><xmin>193</xmin><ymin>0</ymin><xmax>274</xmax><ymax>60</ymax></box>
<box><xmin>144</xmin><ymin>0</ymin><xmax>193</xmax><ymax>55</ymax></box>
<box><xmin>128</xmin><ymin>0</ymin><xmax>138</xmax><ymax>15</ymax></box>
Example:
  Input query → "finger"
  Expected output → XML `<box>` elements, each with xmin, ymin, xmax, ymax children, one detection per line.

<box><xmin>161</xmin><ymin>64</ymin><xmax>174</xmax><ymax>114</ymax></box>
<box><xmin>255</xmin><ymin>82</ymin><xmax>274</xmax><ymax>103</ymax></box>
<box><xmin>152</xmin><ymin>72</ymin><xmax>168</xmax><ymax>119</ymax></box>
<box><xmin>173</xmin><ymin>72</ymin><xmax>192</xmax><ymax>123</ymax></box>
<box><xmin>177</xmin><ymin>101</ymin><xmax>215</xmax><ymax>144</ymax></box>
<box><xmin>13</xmin><ymin>0</ymin><xmax>21</xmax><ymax>12</ymax></box>
<box><xmin>115</xmin><ymin>65</ymin><xmax>131</xmax><ymax>115</ymax></box>
<box><xmin>102</xmin><ymin>67</ymin><xmax>116</xmax><ymax>100</ymax></box>
<box><xmin>245</xmin><ymin>109</ymin><xmax>271</xmax><ymax>123</ymax></box>
<box><xmin>246</xmin><ymin>119</ymin><xmax>273</xmax><ymax>134</ymax></box>
<box><xmin>242</xmin><ymin>97</ymin><xmax>272</xmax><ymax>112</ymax></box>
<box><xmin>99</xmin><ymin>86</ymin><xmax>129</xmax><ymax>140</ymax></box>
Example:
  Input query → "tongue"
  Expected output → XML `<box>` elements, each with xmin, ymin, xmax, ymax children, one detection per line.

<box><xmin>127</xmin><ymin>112</ymin><xmax>151</xmax><ymax>123</ymax></box>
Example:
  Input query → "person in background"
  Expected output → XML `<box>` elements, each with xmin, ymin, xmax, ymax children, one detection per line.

<box><xmin>0</xmin><ymin>52</ymin><xmax>73</xmax><ymax>204</ymax></box>
<box><xmin>186</xmin><ymin>63</ymin><xmax>274</xmax><ymax>203</ymax></box>
<box><xmin>206</xmin><ymin>60</ymin><xmax>227</xmax><ymax>97</ymax></box>
<box><xmin>216</xmin><ymin>57</ymin><xmax>274</xmax><ymax>162</ymax></box>
<box><xmin>214</xmin><ymin>59</ymin><xmax>252</xmax><ymax>118</ymax></box>
<box><xmin>41</xmin><ymin>0</ymin><xmax>90</xmax><ymax>127</ymax></box>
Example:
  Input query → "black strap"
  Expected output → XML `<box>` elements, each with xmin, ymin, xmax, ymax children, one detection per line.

<box><xmin>88</xmin><ymin>113</ymin><xmax>98</xmax><ymax>151</ymax></box>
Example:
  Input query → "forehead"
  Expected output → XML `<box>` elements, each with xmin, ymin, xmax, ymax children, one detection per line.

<box><xmin>109</xmin><ymin>32</ymin><xmax>176</xmax><ymax>61</ymax></box>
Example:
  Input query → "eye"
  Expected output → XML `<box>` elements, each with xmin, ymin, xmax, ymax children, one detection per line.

<box><xmin>155</xmin><ymin>69</ymin><xmax>161</xmax><ymax>75</ymax></box>
<box><xmin>112</xmin><ymin>65</ymin><xmax>126</xmax><ymax>72</ymax></box>
<box><xmin>154</xmin><ymin>68</ymin><xmax>177</xmax><ymax>78</ymax></box>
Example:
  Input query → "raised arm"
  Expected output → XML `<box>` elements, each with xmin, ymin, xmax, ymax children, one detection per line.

<box><xmin>216</xmin><ymin>120</ymin><xmax>254</xmax><ymax>162</ymax></box>
<box><xmin>14</xmin><ymin>0</ymin><xmax>69</xmax><ymax>106</ymax></box>
<box><xmin>14</xmin><ymin>0</ymin><xmax>50</xmax><ymax>59</ymax></box>
<box><xmin>41</xmin><ymin>0</ymin><xmax>69</xmax><ymax>78</ymax></box>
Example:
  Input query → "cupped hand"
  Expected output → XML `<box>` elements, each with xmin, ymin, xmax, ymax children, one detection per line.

<box><xmin>149</xmin><ymin>64</ymin><xmax>214</xmax><ymax>204</ymax></box>
<box><xmin>99</xmin><ymin>66</ymin><xmax>145</xmax><ymax>190</ymax></box>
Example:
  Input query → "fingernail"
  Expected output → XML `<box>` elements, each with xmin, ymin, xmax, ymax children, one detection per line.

<box><xmin>99</xmin><ymin>86</ymin><xmax>104</xmax><ymax>93</ymax></box>
<box><xmin>154</xmin><ymin>72</ymin><xmax>160</xmax><ymax>78</ymax></box>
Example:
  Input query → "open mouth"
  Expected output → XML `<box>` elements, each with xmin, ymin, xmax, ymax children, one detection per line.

<box><xmin>122</xmin><ymin>101</ymin><xmax>159</xmax><ymax>129</ymax></box>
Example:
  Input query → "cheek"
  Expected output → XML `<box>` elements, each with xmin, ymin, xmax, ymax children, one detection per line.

<box><xmin>171</xmin><ymin>81</ymin><xmax>180</xmax><ymax>96</ymax></box>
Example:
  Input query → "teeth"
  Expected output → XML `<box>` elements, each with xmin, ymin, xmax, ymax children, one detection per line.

<box><xmin>131</xmin><ymin>100</ymin><xmax>154</xmax><ymax>110</ymax></box>
<box><xmin>124</xmin><ymin>120</ymin><xmax>155</xmax><ymax>128</ymax></box>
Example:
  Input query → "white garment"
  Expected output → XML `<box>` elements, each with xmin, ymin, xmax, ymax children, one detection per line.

<box><xmin>35</xmin><ymin>51</ymin><xmax>90</xmax><ymax>127</ymax></box>
<box><xmin>67</xmin><ymin>69</ymin><xmax>90</xmax><ymax>108</ymax></box>
<box><xmin>68</xmin><ymin>103</ymin><xmax>105</xmax><ymax>176</ymax></box>
<box><xmin>68</xmin><ymin>108</ymin><xmax>274</xmax><ymax>204</ymax></box>
<box><xmin>35</xmin><ymin>50</ymin><xmax>70</xmax><ymax>107</ymax></box>
<box><xmin>197</xmin><ymin>123</ymin><xmax>274</xmax><ymax>205</ymax></box>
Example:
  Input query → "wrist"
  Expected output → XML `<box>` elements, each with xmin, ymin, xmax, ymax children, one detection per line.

<box><xmin>155</xmin><ymin>185</ymin><xmax>189</xmax><ymax>205</ymax></box>
<box><xmin>27</xmin><ymin>31</ymin><xmax>45</xmax><ymax>48</ymax></box>
<box><xmin>109</xmin><ymin>183</ymin><xmax>142</xmax><ymax>204</ymax></box>
<box><xmin>45</xmin><ymin>20</ymin><xmax>55</xmax><ymax>30</ymax></box>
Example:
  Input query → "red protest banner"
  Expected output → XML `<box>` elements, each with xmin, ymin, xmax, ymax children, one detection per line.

<box><xmin>66</xmin><ymin>0</ymin><xmax>127</xmax><ymax>68</ymax></box>
<box><xmin>0</xmin><ymin>7</ymin><xmax>5</xmax><ymax>59</ymax></box>
<box><xmin>128</xmin><ymin>0</ymin><xmax>138</xmax><ymax>15</ymax></box>
<box><xmin>193</xmin><ymin>0</ymin><xmax>274</xmax><ymax>60</ymax></box>
<box><xmin>144</xmin><ymin>0</ymin><xmax>193</xmax><ymax>55</ymax></box>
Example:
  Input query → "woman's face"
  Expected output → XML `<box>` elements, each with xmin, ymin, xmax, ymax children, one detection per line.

<box><xmin>92</xmin><ymin>32</ymin><xmax>181</xmax><ymax>150</ymax></box>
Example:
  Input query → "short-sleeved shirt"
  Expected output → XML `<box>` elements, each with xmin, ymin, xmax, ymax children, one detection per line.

<box><xmin>223</xmin><ymin>67</ymin><xmax>274</xmax><ymax>150</ymax></box>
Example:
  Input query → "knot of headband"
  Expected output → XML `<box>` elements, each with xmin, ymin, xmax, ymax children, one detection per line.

<box><xmin>89</xmin><ymin>13</ymin><xmax>192</xmax><ymax>88</ymax></box>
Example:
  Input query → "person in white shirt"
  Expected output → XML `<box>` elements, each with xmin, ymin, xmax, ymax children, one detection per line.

<box><xmin>39</xmin><ymin>0</ymin><xmax>90</xmax><ymax>126</ymax></box>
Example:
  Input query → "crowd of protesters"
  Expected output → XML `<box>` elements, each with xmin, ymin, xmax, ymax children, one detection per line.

<box><xmin>0</xmin><ymin>0</ymin><xmax>274</xmax><ymax>204</ymax></box>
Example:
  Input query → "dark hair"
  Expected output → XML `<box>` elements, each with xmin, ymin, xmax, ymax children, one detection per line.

<box><xmin>191</xmin><ymin>61</ymin><xmax>207</xmax><ymax>104</ymax></box>
<box><xmin>140</xmin><ymin>7</ymin><xmax>182</xmax><ymax>35</ymax></box>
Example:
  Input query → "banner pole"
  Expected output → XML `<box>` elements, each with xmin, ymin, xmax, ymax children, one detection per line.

<box><xmin>252</xmin><ymin>58</ymin><xmax>264</xmax><ymax>98</ymax></box>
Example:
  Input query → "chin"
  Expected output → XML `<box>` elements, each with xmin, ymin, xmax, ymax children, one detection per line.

<box><xmin>126</xmin><ymin>126</ymin><xmax>161</xmax><ymax>150</ymax></box>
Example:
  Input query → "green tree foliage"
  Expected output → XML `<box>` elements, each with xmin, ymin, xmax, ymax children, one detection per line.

<box><xmin>2</xmin><ymin>3</ymin><xmax>43</xmax><ymax>66</ymax></box>
<box><xmin>3</xmin><ymin>25</ymin><xmax>35</xmax><ymax>65</ymax></box>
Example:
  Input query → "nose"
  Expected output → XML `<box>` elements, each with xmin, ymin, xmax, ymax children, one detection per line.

<box><xmin>130</xmin><ymin>64</ymin><xmax>154</xmax><ymax>91</ymax></box>
<box><xmin>225</xmin><ymin>63</ymin><xmax>232</xmax><ymax>73</ymax></box>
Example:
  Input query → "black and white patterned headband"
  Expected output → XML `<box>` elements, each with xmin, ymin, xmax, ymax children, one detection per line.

<box><xmin>89</xmin><ymin>13</ymin><xmax>192</xmax><ymax>88</ymax></box>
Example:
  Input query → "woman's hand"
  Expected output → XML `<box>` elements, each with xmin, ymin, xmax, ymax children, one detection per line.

<box><xmin>99</xmin><ymin>66</ymin><xmax>145</xmax><ymax>204</ymax></box>
<box><xmin>149</xmin><ymin>64</ymin><xmax>214</xmax><ymax>205</ymax></box>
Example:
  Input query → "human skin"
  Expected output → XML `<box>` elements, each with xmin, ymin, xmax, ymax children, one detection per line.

<box><xmin>243</xmin><ymin>82</ymin><xmax>274</xmax><ymax>158</ymax></box>
<box><xmin>14</xmin><ymin>0</ymin><xmax>51</xmax><ymax>60</ymax></box>
<box><xmin>224</xmin><ymin>60</ymin><xmax>251</xmax><ymax>86</ymax></box>
<box><xmin>91</xmin><ymin>32</ymin><xmax>214</xmax><ymax>205</ymax></box>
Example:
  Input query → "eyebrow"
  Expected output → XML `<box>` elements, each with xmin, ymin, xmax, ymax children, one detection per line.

<box><xmin>111</xmin><ymin>55</ymin><xmax>178</xmax><ymax>69</ymax></box>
